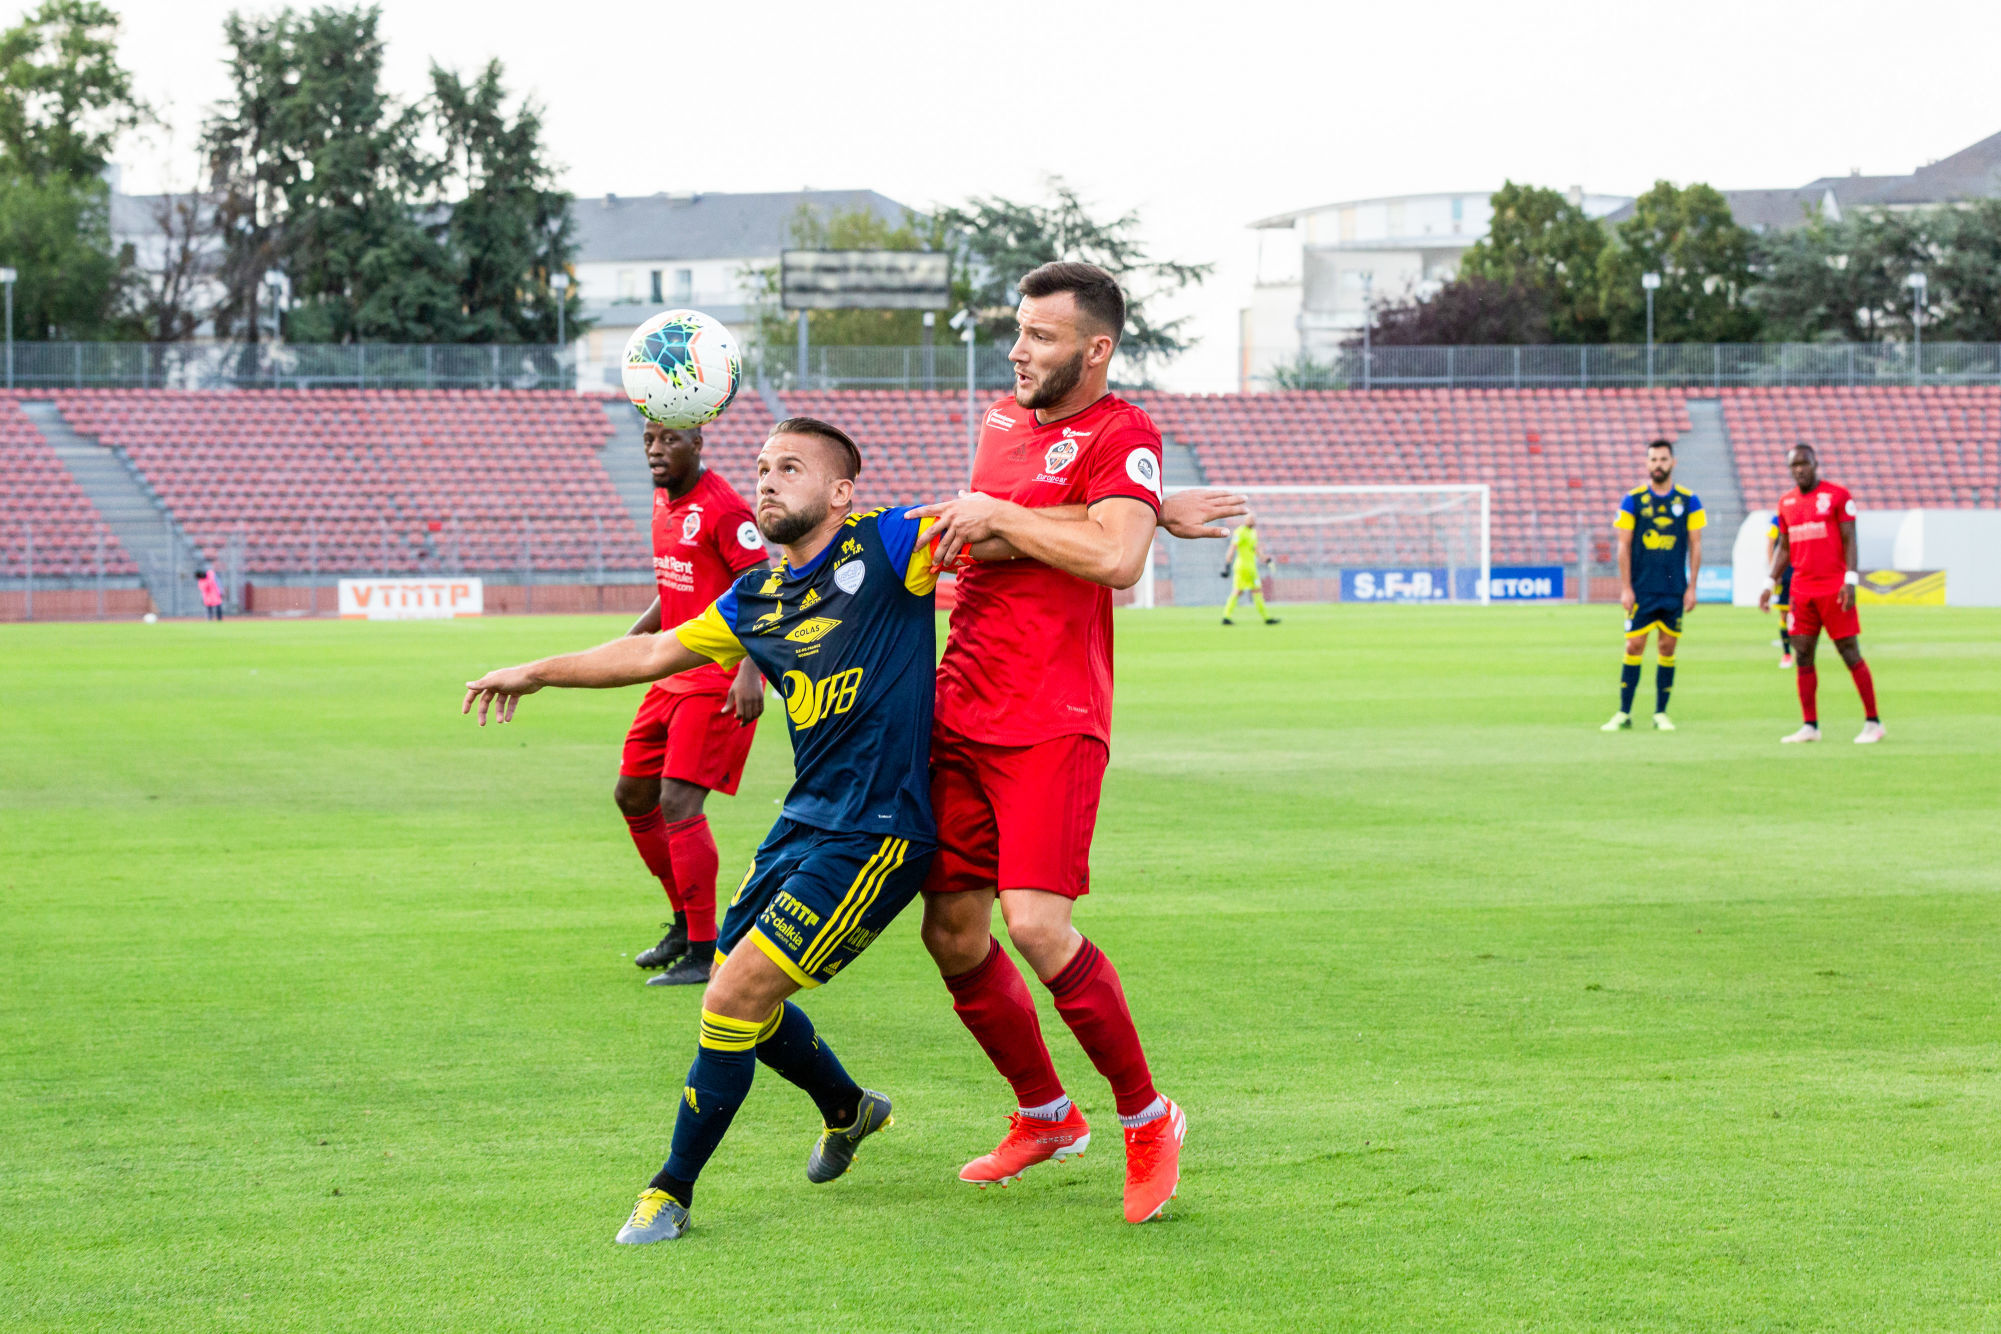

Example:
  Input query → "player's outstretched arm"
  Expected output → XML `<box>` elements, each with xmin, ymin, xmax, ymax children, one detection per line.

<box><xmin>462</xmin><ymin>633</ymin><xmax>710</xmax><ymax>726</ymax></box>
<box><xmin>626</xmin><ymin>596</ymin><xmax>663</xmax><ymax>636</ymax></box>
<box><xmin>1759</xmin><ymin>528</ymin><xmax>1789</xmax><ymax>612</ymax></box>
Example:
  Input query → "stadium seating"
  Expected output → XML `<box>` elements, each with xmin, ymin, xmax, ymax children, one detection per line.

<box><xmin>0</xmin><ymin>398</ymin><xmax>138</xmax><ymax>578</ymax></box>
<box><xmin>1719</xmin><ymin>387</ymin><xmax>2001</xmax><ymax>512</ymax></box>
<box><xmin>53</xmin><ymin>390</ymin><xmax>635</xmax><ymax>574</ymax></box>
<box><xmin>1135</xmin><ymin>389</ymin><xmax>1694</xmax><ymax>565</ymax></box>
<box><xmin>778</xmin><ymin>390</ymin><xmax>971</xmax><ymax>506</ymax></box>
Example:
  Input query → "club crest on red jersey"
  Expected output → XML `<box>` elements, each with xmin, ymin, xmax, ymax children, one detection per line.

<box><xmin>1044</xmin><ymin>438</ymin><xmax>1079</xmax><ymax>473</ymax></box>
<box><xmin>1816</xmin><ymin>491</ymin><xmax>1831</xmax><ymax>512</ymax></box>
<box><xmin>681</xmin><ymin>507</ymin><xmax>702</xmax><ymax>542</ymax></box>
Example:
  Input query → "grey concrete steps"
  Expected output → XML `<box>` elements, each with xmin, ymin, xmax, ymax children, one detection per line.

<box><xmin>597</xmin><ymin>401</ymin><xmax>655</xmax><ymax>536</ymax></box>
<box><xmin>1159</xmin><ymin>433</ymin><xmax>1207</xmax><ymax>488</ymax></box>
<box><xmin>23</xmin><ymin>400</ymin><xmax>204</xmax><ymax>616</ymax></box>
<box><xmin>1673</xmin><ymin>398</ymin><xmax>1746</xmax><ymax>549</ymax></box>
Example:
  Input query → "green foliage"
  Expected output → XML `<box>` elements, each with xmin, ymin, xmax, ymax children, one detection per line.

<box><xmin>1458</xmin><ymin>182</ymin><xmax>1607</xmax><ymax>342</ymax></box>
<box><xmin>747</xmin><ymin>204</ymin><xmax>947</xmax><ymax>352</ymax></box>
<box><xmin>1357</xmin><ymin>275</ymin><xmax>1550</xmax><ymax>347</ymax></box>
<box><xmin>1598</xmin><ymin>181</ymin><xmax>1761</xmax><ymax>343</ymax></box>
<box><xmin>204</xmin><ymin>5</ymin><xmax>579</xmax><ymax>344</ymax></box>
<box><xmin>0</xmin><ymin>0</ymin><xmax>144</xmax><ymax>339</ymax></box>
<box><xmin>937</xmin><ymin>178</ymin><xmax>1212</xmax><ymax>379</ymax></box>
<box><xmin>430</xmin><ymin>61</ymin><xmax>578</xmax><ymax>344</ymax></box>
<box><xmin>1754</xmin><ymin>201</ymin><xmax>2001</xmax><ymax>343</ymax></box>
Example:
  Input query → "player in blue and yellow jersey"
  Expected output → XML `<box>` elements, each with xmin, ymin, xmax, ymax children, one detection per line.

<box><xmin>1765</xmin><ymin>514</ymin><xmax>1794</xmax><ymax>669</ymax></box>
<box><xmin>463</xmin><ymin>416</ymin><xmax>978</xmax><ymax>1244</ymax></box>
<box><xmin>1602</xmin><ymin>438</ymin><xmax>1705</xmax><ymax>732</ymax></box>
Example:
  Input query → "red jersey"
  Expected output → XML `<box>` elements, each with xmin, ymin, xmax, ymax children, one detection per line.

<box><xmin>934</xmin><ymin>393</ymin><xmax>1164</xmax><ymax>746</ymax></box>
<box><xmin>651</xmin><ymin>469</ymin><xmax>765</xmax><ymax>693</ymax></box>
<box><xmin>1777</xmin><ymin>481</ymin><xmax>1857</xmax><ymax>597</ymax></box>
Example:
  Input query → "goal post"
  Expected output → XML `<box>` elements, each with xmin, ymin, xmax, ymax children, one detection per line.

<box><xmin>1133</xmin><ymin>484</ymin><xmax>1491</xmax><ymax>608</ymax></box>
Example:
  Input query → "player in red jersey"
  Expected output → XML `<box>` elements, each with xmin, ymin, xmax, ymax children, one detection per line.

<box><xmin>911</xmin><ymin>262</ymin><xmax>1245</xmax><ymax>1223</ymax></box>
<box><xmin>616</xmin><ymin>421</ymin><xmax>770</xmax><ymax>984</ymax></box>
<box><xmin>1759</xmin><ymin>444</ymin><xmax>1884</xmax><ymax>744</ymax></box>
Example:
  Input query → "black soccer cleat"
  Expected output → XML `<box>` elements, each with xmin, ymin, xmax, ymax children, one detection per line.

<box><xmin>807</xmin><ymin>1090</ymin><xmax>894</xmax><ymax>1183</ymax></box>
<box><xmin>635</xmin><ymin>923</ymin><xmax>688</xmax><ymax>970</ymax></box>
<box><xmin>645</xmin><ymin>952</ymin><xmax>710</xmax><ymax>987</ymax></box>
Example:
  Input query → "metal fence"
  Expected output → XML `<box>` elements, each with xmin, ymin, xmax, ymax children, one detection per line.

<box><xmin>0</xmin><ymin>341</ymin><xmax>576</xmax><ymax>391</ymax></box>
<box><xmin>1256</xmin><ymin>342</ymin><xmax>2001</xmax><ymax>391</ymax></box>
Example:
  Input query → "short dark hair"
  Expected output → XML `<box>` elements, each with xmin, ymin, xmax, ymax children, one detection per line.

<box><xmin>768</xmin><ymin>415</ymin><xmax>861</xmax><ymax>479</ymax></box>
<box><xmin>1647</xmin><ymin>438</ymin><xmax>1674</xmax><ymax>454</ymax></box>
<box><xmin>1018</xmin><ymin>261</ymin><xmax>1126</xmax><ymax>343</ymax></box>
<box><xmin>1790</xmin><ymin>441</ymin><xmax>1817</xmax><ymax>457</ymax></box>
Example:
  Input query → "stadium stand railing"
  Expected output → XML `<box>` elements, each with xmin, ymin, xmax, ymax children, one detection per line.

<box><xmin>0</xmin><ymin>342</ymin><xmax>574</xmax><ymax>391</ymax></box>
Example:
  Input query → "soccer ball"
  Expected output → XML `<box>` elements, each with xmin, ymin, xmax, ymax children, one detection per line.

<box><xmin>142</xmin><ymin>612</ymin><xmax>158</xmax><ymax>623</ymax></box>
<box><xmin>621</xmin><ymin>309</ymin><xmax>742</xmax><ymax>428</ymax></box>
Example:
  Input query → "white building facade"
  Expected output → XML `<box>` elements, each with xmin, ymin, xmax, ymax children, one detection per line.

<box><xmin>1241</xmin><ymin>188</ymin><xmax>1629</xmax><ymax>390</ymax></box>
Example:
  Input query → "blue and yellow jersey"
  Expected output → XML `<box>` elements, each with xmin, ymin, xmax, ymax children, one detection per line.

<box><xmin>1766</xmin><ymin>517</ymin><xmax>1792</xmax><ymax>602</ymax></box>
<box><xmin>1614</xmin><ymin>484</ymin><xmax>1705</xmax><ymax>597</ymax></box>
<box><xmin>673</xmin><ymin>506</ymin><xmax>938</xmax><ymax>842</ymax></box>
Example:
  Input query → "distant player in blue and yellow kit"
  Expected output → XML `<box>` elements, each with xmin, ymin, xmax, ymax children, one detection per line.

<box><xmin>1603</xmin><ymin>438</ymin><xmax>1705</xmax><ymax>732</ymax></box>
<box><xmin>463</xmin><ymin>416</ymin><xmax>971</xmax><ymax>1244</ymax></box>
<box><xmin>1765</xmin><ymin>515</ymin><xmax>1794</xmax><ymax>669</ymax></box>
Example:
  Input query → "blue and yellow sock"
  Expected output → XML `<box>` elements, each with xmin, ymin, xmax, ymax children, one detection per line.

<box><xmin>1618</xmin><ymin>654</ymin><xmax>1642</xmax><ymax>714</ymax></box>
<box><xmin>756</xmin><ymin>1000</ymin><xmax>862</xmax><ymax>1128</ymax></box>
<box><xmin>650</xmin><ymin>1007</ymin><xmax>783</xmax><ymax>1205</ymax></box>
<box><xmin>1655</xmin><ymin>655</ymin><xmax>1676</xmax><ymax>714</ymax></box>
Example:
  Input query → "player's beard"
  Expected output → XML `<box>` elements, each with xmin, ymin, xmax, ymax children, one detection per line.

<box><xmin>758</xmin><ymin>497</ymin><xmax>827</xmax><ymax>547</ymax></box>
<box><xmin>1649</xmin><ymin>466</ymin><xmax>1671</xmax><ymax>485</ymax></box>
<box><xmin>1016</xmin><ymin>349</ymin><xmax>1085</xmax><ymax>411</ymax></box>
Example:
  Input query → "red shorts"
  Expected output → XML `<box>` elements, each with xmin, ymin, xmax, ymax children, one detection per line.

<box><xmin>1788</xmin><ymin>590</ymin><xmax>1861</xmax><ymax>641</ymax></box>
<box><xmin>620</xmin><ymin>686</ymin><xmax>757</xmax><ymax>794</ymax></box>
<box><xmin>925</xmin><ymin>727</ymin><xmax>1108</xmax><ymax>899</ymax></box>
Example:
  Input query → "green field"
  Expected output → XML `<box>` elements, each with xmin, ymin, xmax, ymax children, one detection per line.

<box><xmin>4</xmin><ymin>605</ymin><xmax>1999</xmax><ymax>1331</ymax></box>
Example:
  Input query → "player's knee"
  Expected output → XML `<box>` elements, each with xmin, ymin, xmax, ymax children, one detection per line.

<box><xmin>612</xmin><ymin>776</ymin><xmax>656</xmax><ymax>818</ymax></box>
<box><xmin>919</xmin><ymin>913</ymin><xmax>985</xmax><ymax>973</ymax></box>
<box><xmin>1003</xmin><ymin>918</ymin><xmax>1078</xmax><ymax>975</ymax></box>
<box><xmin>656</xmin><ymin>779</ymin><xmax>706</xmax><ymax>823</ymax></box>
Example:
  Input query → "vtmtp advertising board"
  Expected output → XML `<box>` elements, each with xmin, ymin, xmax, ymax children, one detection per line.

<box><xmin>338</xmin><ymin>578</ymin><xmax>484</xmax><ymax>620</ymax></box>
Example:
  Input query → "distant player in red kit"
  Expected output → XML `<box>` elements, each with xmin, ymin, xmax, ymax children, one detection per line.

<box><xmin>617</xmin><ymin>421</ymin><xmax>770</xmax><ymax>983</ymax></box>
<box><xmin>1760</xmin><ymin>443</ymin><xmax>1884</xmax><ymax>744</ymax></box>
<box><xmin>912</xmin><ymin>262</ymin><xmax>1245</xmax><ymax>1223</ymax></box>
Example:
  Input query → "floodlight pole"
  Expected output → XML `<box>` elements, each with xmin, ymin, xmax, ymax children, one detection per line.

<box><xmin>796</xmin><ymin>310</ymin><xmax>809</xmax><ymax>387</ymax></box>
<box><xmin>0</xmin><ymin>267</ymin><xmax>15</xmax><ymax>390</ymax></box>
<box><xmin>1642</xmin><ymin>271</ymin><xmax>1661</xmax><ymax>388</ymax></box>
<box><xmin>1359</xmin><ymin>270</ymin><xmax>1373</xmax><ymax>392</ymax></box>
<box><xmin>964</xmin><ymin>319</ymin><xmax>978</xmax><ymax>478</ymax></box>
<box><xmin>1906</xmin><ymin>271</ymin><xmax>1927</xmax><ymax>385</ymax></box>
<box><xmin>552</xmin><ymin>271</ymin><xmax>569</xmax><ymax>349</ymax></box>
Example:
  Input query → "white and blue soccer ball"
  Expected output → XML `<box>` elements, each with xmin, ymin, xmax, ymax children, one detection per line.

<box><xmin>621</xmin><ymin>309</ymin><xmax>742</xmax><ymax>428</ymax></box>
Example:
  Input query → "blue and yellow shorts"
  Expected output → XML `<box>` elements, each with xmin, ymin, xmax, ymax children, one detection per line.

<box><xmin>1624</xmin><ymin>595</ymin><xmax>1684</xmax><ymax>638</ymax></box>
<box><xmin>717</xmin><ymin>818</ymin><xmax>932</xmax><ymax>988</ymax></box>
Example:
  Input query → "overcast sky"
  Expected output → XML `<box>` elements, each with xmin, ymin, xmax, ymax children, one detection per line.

<box><xmin>109</xmin><ymin>0</ymin><xmax>2001</xmax><ymax>390</ymax></box>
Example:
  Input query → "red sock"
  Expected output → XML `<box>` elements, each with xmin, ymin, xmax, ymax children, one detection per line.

<box><xmin>664</xmin><ymin>815</ymin><xmax>719</xmax><ymax>945</ymax></box>
<box><xmin>1045</xmin><ymin>938</ymin><xmax>1158</xmax><ymax>1118</ymax></box>
<box><xmin>1796</xmin><ymin>666</ymin><xmax>1818</xmax><ymax>724</ymax></box>
<box><xmin>1848</xmin><ymin>659</ymin><xmax>1878</xmax><ymax>719</ymax></box>
<box><xmin>622</xmin><ymin>808</ymin><xmax>681</xmax><ymax>909</ymax></box>
<box><xmin>942</xmin><ymin>938</ymin><xmax>1065</xmax><ymax>1109</ymax></box>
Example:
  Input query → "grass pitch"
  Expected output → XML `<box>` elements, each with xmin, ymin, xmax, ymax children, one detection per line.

<box><xmin>4</xmin><ymin>604</ymin><xmax>1999</xmax><ymax>1332</ymax></box>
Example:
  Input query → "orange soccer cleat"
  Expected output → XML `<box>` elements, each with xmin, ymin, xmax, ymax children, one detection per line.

<box><xmin>1122</xmin><ymin>1097</ymin><xmax>1186</xmax><ymax>1223</ymax></box>
<box><xmin>958</xmin><ymin>1106</ymin><xmax>1091</xmax><ymax>1186</ymax></box>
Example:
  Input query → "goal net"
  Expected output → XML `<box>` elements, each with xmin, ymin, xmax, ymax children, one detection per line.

<box><xmin>1135</xmin><ymin>485</ymin><xmax>1491</xmax><ymax>608</ymax></box>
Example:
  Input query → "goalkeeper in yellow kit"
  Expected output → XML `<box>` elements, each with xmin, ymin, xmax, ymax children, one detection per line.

<box><xmin>1220</xmin><ymin>515</ymin><xmax>1279</xmax><ymax>625</ymax></box>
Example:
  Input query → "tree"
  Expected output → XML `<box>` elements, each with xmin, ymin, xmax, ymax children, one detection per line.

<box><xmin>746</xmin><ymin>204</ymin><xmax>947</xmax><ymax>353</ymax></box>
<box><xmin>937</xmin><ymin>178</ymin><xmax>1212</xmax><ymax>381</ymax></box>
<box><xmin>1598</xmin><ymin>181</ymin><xmax>1760</xmax><ymax>343</ymax></box>
<box><xmin>1928</xmin><ymin>200</ymin><xmax>2001</xmax><ymax>342</ymax></box>
<box><xmin>205</xmin><ymin>5</ymin><xmax>456</xmax><ymax>343</ymax></box>
<box><xmin>1752</xmin><ymin>209</ymin><xmax>1930</xmax><ymax>342</ymax></box>
<box><xmin>429</xmin><ymin>60</ymin><xmax>579</xmax><ymax>344</ymax></box>
<box><xmin>1456</xmin><ymin>182</ymin><xmax>1607</xmax><ymax>342</ymax></box>
<box><xmin>126</xmin><ymin>179</ymin><xmax>216</xmax><ymax>341</ymax></box>
<box><xmin>0</xmin><ymin>0</ymin><xmax>146</xmax><ymax>339</ymax></box>
<box><xmin>1351</xmin><ymin>275</ymin><xmax>1551</xmax><ymax>346</ymax></box>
